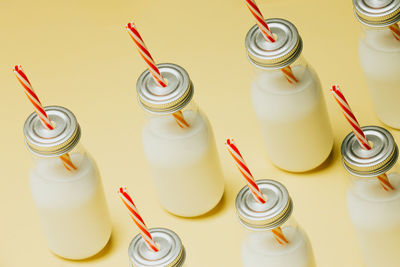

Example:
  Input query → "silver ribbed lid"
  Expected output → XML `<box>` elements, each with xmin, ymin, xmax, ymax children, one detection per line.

<box><xmin>341</xmin><ymin>126</ymin><xmax>398</xmax><ymax>177</ymax></box>
<box><xmin>353</xmin><ymin>0</ymin><xmax>400</xmax><ymax>26</ymax></box>
<box><xmin>129</xmin><ymin>228</ymin><xmax>185</xmax><ymax>267</ymax></box>
<box><xmin>23</xmin><ymin>106</ymin><xmax>81</xmax><ymax>157</ymax></box>
<box><xmin>235</xmin><ymin>179</ymin><xmax>293</xmax><ymax>231</ymax></box>
<box><xmin>136</xmin><ymin>63</ymin><xmax>194</xmax><ymax>114</ymax></box>
<box><xmin>245</xmin><ymin>18</ymin><xmax>303</xmax><ymax>69</ymax></box>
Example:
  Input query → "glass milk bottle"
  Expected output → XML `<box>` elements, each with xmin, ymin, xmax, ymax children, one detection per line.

<box><xmin>236</xmin><ymin>179</ymin><xmax>316</xmax><ymax>267</ymax></box>
<box><xmin>341</xmin><ymin>126</ymin><xmax>400</xmax><ymax>267</ymax></box>
<box><xmin>353</xmin><ymin>0</ymin><xmax>400</xmax><ymax>128</ymax></box>
<box><xmin>137</xmin><ymin>63</ymin><xmax>225</xmax><ymax>217</ymax></box>
<box><xmin>24</xmin><ymin>106</ymin><xmax>112</xmax><ymax>260</ymax></box>
<box><xmin>246</xmin><ymin>18</ymin><xmax>333</xmax><ymax>172</ymax></box>
<box><xmin>129</xmin><ymin>228</ymin><xmax>185</xmax><ymax>267</ymax></box>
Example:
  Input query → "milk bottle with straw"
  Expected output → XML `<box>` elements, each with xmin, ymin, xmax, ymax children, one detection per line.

<box><xmin>243</xmin><ymin>1</ymin><xmax>333</xmax><ymax>172</ymax></box>
<box><xmin>126</xmin><ymin>22</ymin><xmax>224</xmax><ymax>217</ymax></box>
<box><xmin>332</xmin><ymin>85</ymin><xmax>400</xmax><ymax>267</ymax></box>
<box><xmin>118</xmin><ymin>187</ymin><xmax>186</xmax><ymax>267</ymax></box>
<box><xmin>225</xmin><ymin>139</ymin><xmax>316</xmax><ymax>267</ymax></box>
<box><xmin>14</xmin><ymin>66</ymin><xmax>112</xmax><ymax>259</ymax></box>
<box><xmin>353</xmin><ymin>0</ymin><xmax>400</xmax><ymax>128</ymax></box>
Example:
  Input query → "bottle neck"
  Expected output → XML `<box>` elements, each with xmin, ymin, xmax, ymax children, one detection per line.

<box><xmin>347</xmin><ymin>161</ymin><xmax>400</xmax><ymax>195</ymax></box>
<box><xmin>251</xmin><ymin>55</ymin><xmax>310</xmax><ymax>84</ymax></box>
<box><xmin>360</xmin><ymin>21</ymin><xmax>400</xmax><ymax>31</ymax></box>
<box><xmin>244</xmin><ymin>215</ymin><xmax>297</xmax><ymax>232</ymax></box>
<box><xmin>244</xmin><ymin>215</ymin><xmax>300</xmax><ymax>245</ymax></box>
<box><xmin>145</xmin><ymin>100</ymin><xmax>199</xmax><ymax>120</ymax></box>
<box><xmin>277</xmin><ymin>215</ymin><xmax>298</xmax><ymax>232</ymax></box>
<box><xmin>360</xmin><ymin>23</ymin><xmax>386</xmax><ymax>34</ymax></box>
<box><xmin>253</xmin><ymin>54</ymin><xmax>307</xmax><ymax>70</ymax></box>
<box><xmin>359</xmin><ymin>21</ymin><xmax>400</xmax><ymax>44</ymax></box>
<box><xmin>30</xmin><ymin>142</ymin><xmax>88</xmax><ymax>171</ymax></box>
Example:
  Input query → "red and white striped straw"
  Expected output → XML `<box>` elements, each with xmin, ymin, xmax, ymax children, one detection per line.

<box><xmin>281</xmin><ymin>66</ymin><xmax>298</xmax><ymax>84</ymax></box>
<box><xmin>376</xmin><ymin>173</ymin><xmax>394</xmax><ymax>191</ymax></box>
<box><xmin>118</xmin><ymin>187</ymin><xmax>159</xmax><ymax>252</ymax></box>
<box><xmin>225</xmin><ymin>139</ymin><xmax>266</xmax><ymax>204</ymax></box>
<box><xmin>331</xmin><ymin>85</ymin><xmax>371</xmax><ymax>150</ymax></box>
<box><xmin>125</xmin><ymin>21</ymin><xmax>190</xmax><ymax>128</ymax></box>
<box><xmin>225</xmin><ymin>139</ymin><xmax>289</xmax><ymax>244</ymax></box>
<box><xmin>126</xmin><ymin>22</ymin><xmax>167</xmax><ymax>88</ymax></box>
<box><xmin>245</xmin><ymin>0</ymin><xmax>275</xmax><ymax>43</ymax></box>
<box><xmin>272</xmin><ymin>227</ymin><xmax>289</xmax><ymax>245</ymax></box>
<box><xmin>331</xmin><ymin>85</ymin><xmax>394</xmax><ymax>191</ymax></box>
<box><xmin>13</xmin><ymin>65</ymin><xmax>77</xmax><ymax>171</ymax></box>
<box><xmin>244</xmin><ymin>0</ymin><xmax>298</xmax><ymax>84</ymax></box>
<box><xmin>172</xmin><ymin>110</ymin><xmax>190</xmax><ymax>128</ymax></box>
<box><xmin>389</xmin><ymin>23</ymin><xmax>400</xmax><ymax>41</ymax></box>
<box><xmin>14</xmin><ymin>65</ymin><xmax>54</xmax><ymax>130</ymax></box>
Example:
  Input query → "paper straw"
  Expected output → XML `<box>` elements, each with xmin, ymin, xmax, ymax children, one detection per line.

<box><xmin>281</xmin><ymin>66</ymin><xmax>298</xmax><ymax>83</ymax></box>
<box><xmin>272</xmin><ymin>227</ymin><xmax>290</xmax><ymax>244</ymax></box>
<box><xmin>331</xmin><ymin>85</ymin><xmax>394</xmax><ymax>191</ymax></box>
<box><xmin>244</xmin><ymin>0</ymin><xmax>298</xmax><ymax>83</ymax></box>
<box><xmin>331</xmin><ymin>85</ymin><xmax>370</xmax><ymax>150</ymax></box>
<box><xmin>225</xmin><ymin>139</ymin><xmax>289</xmax><ymax>244</ymax></box>
<box><xmin>172</xmin><ymin>110</ymin><xmax>190</xmax><ymax>128</ymax></box>
<box><xmin>58</xmin><ymin>154</ymin><xmax>75</xmax><ymax>171</ymax></box>
<box><xmin>376</xmin><ymin>173</ymin><xmax>395</xmax><ymax>192</ymax></box>
<box><xmin>125</xmin><ymin>21</ymin><xmax>190</xmax><ymax>128</ymax></box>
<box><xmin>225</xmin><ymin>139</ymin><xmax>266</xmax><ymax>204</ymax></box>
<box><xmin>118</xmin><ymin>187</ymin><xmax>159</xmax><ymax>252</ymax></box>
<box><xmin>389</xmin><ymin>23</ymin><xmax>400</xmax><ymax>41</ymax></box>
<box><xmin>245</xmin><ymin>0</ymin><xmax>274</xmax><ymax>42</ymax></box>
<box><xmin>13</xmin><ymin>65</ymin><xmax>77</xmax><ymax>171</ymax></box>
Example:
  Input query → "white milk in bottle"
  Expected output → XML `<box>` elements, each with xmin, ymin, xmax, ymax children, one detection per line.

<box><xmin>24</xmin><ymin>106</ymin><xmax>112</xmax><ymax>260</ymax></box>
<box><xmin>353</xmin><ymin>0</ymin><xmax>400</xmax><ymax>128</ymax></box>
<box><xmin>341</xmin><ymin>126</ymin><xmax>400</xmax><ymax>267</ymax></box>
<box><xmin>128</xmin><ymin>228</ymin><xmax>186</xmax><ymax>267</ymax></box>
<box><xmin>245</xmin><ymin>18</ymin><xmax>333</xmax><ymax>172</ymax></box>
<box><xmin>137</xmin><ymin>63</ymin><xmax>224</xmax><ymax>217</ymax></box>
<box><xmin>236</xmin><ymin>179</ymin><xmax>316</xmax><ymax>267</ymax></box>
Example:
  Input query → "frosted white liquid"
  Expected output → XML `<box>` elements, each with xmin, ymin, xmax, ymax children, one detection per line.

<box><xmin>347</xmin><ymin>173</ymin><xmax>400</xmax><ymax>267</ymax></box>
<box><xmin>30</xmin><ymin>153</ymin><xmax>112</xmax><ymax>260</ymax></box>
<box><xmin>251</xmin><ymin>66</ymin><xmax>333</xmax><ymax>172</ymax></box>
<box><xmin>242</xmin><ymin>226</ymin><xmax>316</xmax><ymax>267</ymax></box>
<box><xmin>142</xmin><ymin>110</ymin><xmax>224</xmax><ymax>217</ymax></box>
<box><xmin>358</xmin><ymin>28</ymin><xmax>400</xmax><ymax>128</ymax></box>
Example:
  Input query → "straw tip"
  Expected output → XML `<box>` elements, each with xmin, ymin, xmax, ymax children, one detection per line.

<box><xmin>225</xmin><ymin>138</ymin><xmax>234</xmax><ymax>145</ymax></box>
<box><xmin>13</xmin><ymin>65</ymin><xmax>22</xmax><ymax>72</ymax></box>
<box><xmin>126</xmin><ymin>22</ymin><xmax>135</xmax><ymax>29</ymax></box>
<box><xmin>118</xmin><ymin>186</ymin><xmax>127</xmax><ymax>194</ymax></box>
<box><xmin>331</xmin><ymin>84</ymin><xmax>340</xmax><ymax>91</ymax></box>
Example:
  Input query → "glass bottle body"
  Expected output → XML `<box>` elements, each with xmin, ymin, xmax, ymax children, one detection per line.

<box><xmin>358</xmin><ymin>22</ymin><xmax>400</xmax><ymax>128</ymax></box>
<box><xmin>141</xmin><ymin>101</ymin><xmax>224</xmax><ymax>217</ymax></box>
<box><xmin>241</xmin><ymin>217</ymin><xmax>316</xmax><ymax>267</ymax></box>
<box><xmin>29</xmin><ymin>143</ymin><xmax>112</xmax><ymax>260</ymax></box>
<box><xmin>346</xmin><ymin>162</ymin><xmax>400</xmax><ymax>267</ymax></box>
<box><xmin>250</xmin><ymin>56</ymin><xmax>333</xmax><ymax>172</ymax></box>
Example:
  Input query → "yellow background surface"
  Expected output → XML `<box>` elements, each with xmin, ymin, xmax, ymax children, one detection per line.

<box><xmin>0</xmin><ymin>0</ymin><xmax>396</xmax><ymax>266</ymax></box>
